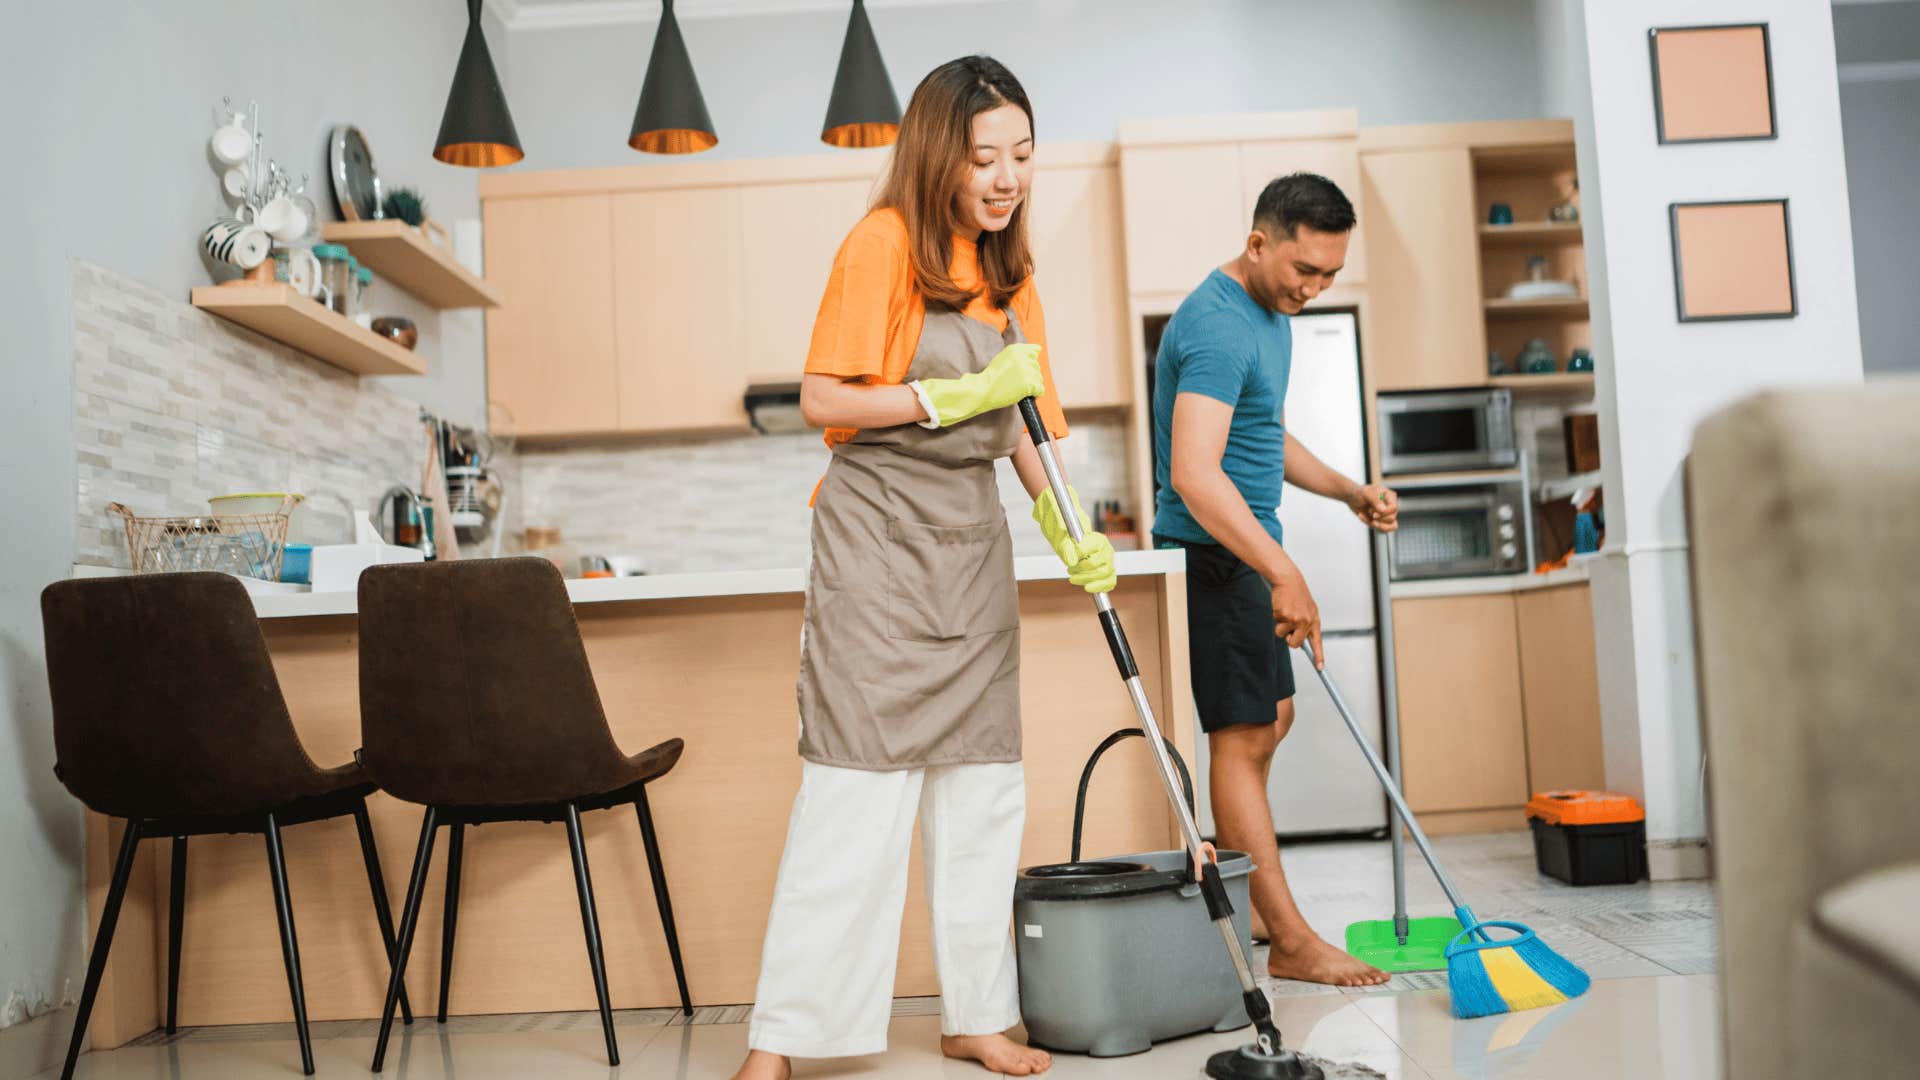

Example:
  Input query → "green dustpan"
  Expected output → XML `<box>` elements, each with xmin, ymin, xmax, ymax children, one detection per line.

<box><xmin>1345</xmin><ymin>915</ymin><xmax>1464</xmax><ymax>973</ymax></box>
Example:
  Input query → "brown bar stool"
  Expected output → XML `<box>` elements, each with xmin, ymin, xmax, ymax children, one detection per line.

<box><xmin>356</xmin><ymin>557</ymin><xmax>690</xmax><ymax>1071</ymax></box>
<box><xmin>39</xmin><ymin>573</ymin><xmax>414</xmax><ymax>1080</ymax></box>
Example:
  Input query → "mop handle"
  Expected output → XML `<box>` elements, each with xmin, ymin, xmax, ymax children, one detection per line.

<box><xmin>1016</xmin><ymin>400</ymin><xmax>1211</xmax><ymax>867</ymax></box>
<box><xmin>1371</xmin><ymin>528</ymin><xmax>1410</xmax><ymax>942</ymax></box>
<box><xmin>1300</xmin><ymin>637</ymin><xmax>1470</xmax><ymax>913</ymax></box>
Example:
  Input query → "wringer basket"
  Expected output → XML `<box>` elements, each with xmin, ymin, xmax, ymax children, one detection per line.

<box><xmin>108</xmin><ymin>495</ymin><xmax>297</xmax><ymax>581</ymax></box>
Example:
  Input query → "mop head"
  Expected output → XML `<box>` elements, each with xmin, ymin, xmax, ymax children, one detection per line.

<box><xmin>1443</xmin><ymin>907</ymin><xmax>1591</xmax><ymax>1019</ymax></box>
<box><xmin>1202</xmin><ymin>1045</ymin><xmax>1385</xmax><ymax>1079</ymax></box>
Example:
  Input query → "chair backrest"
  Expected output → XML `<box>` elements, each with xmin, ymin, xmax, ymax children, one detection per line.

<box><xmin>40</xmin><ymin>573</ymin><xmax>328</xmax><ymax>819</ymax></box>
<box><xmin>1686</xmin><ymin>381</ymin><xmax>1920</xmax><ymax>1080</ymax></box>
<box><xmin>356</xmin><ymin>557</ymin><xmax>636</xmax><ymax>808</ymax></box>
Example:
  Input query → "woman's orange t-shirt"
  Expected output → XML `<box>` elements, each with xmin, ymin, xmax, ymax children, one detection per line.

<box><xmin>804</xmin><ymin>207</ymin><xmax>1070</xmax><ymax>447</ymax></box>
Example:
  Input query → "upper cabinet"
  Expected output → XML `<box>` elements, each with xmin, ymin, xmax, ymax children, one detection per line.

<box><xmin>1029</xmin><ymin>152</ymin><xmax>1131</xmax><ymax>409</ymax></box>
<box><xmin>738</xmin><ymin>178</ymin><xmax>875</xmax><ymax>382</ymax></box>
<box><xmin>1117</xmin><ymin>111</ymin><xmax>1363</xmax><ymax>299</ymax></box>
<box><xmin>1360</xmin><ymin>147</ymin><xmax>1486</xmax><ymax>391</ymax></box>
<box><xmin>482</xmin><ymin>194</ymin><xmax>621</xmax><ymax>438</ymax></box>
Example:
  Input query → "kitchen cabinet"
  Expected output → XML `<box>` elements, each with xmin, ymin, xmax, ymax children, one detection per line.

<box><xmin>1118</xmin><ymin>143</ymin><xmax>1245</xmax><ymax>297</ymax></box>
<box><xmin>610</xmin><ymin>187</ymin><xmax>752</xmax><ymax>434</ymax></box>
<box><xmin>1514</xmin><ymin>583</ymin><xmax>1606</xmax><ymax>792</ymax></box>
<box><xmin>738</xmin><ymin>178</ymin><xmax>875</xmax><ymax>380</ymax></box>
<box><xmin>1360</xmin><ymin>148</ymin><xmax>1486</xmax><ymax>391</ymax></box>
<box><xmin>482</xmin><ymin>194</ymin><xmax>621</xmax><ymax>437</ymax></box>
<box><xmin>1029</xmin><ymin>160</ymin><xmax>1131</xmax><ymax>408</ymax></box>
<box><xmin>1392</xmin><ymin>592</ymin><xmax>1532</xmax><ymax>815</ymax></box>
<box><xmin>1239</xmin><ymin>138</ymin><xmax>1367</xmax><ymax>285</ymax></box>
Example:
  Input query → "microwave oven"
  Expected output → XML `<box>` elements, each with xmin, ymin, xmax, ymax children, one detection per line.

<box><xmin>1377</xmin><ymin>389</ymin><xmax>1517</xmax><ymax>475</ymax></box>
<box><xmin>1388</xmin><ymin>472</ymin><xmax>1533</xmax><ymax>580</ymax></box>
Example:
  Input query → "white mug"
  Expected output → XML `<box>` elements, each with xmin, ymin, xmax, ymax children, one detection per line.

<box><xmin>202</xmin><ymin>216</ymin><xmax>271</xmax><ymax>270</ymax></box>
<box><xmin>210</xmin><ymin>114</ymin><xmax>252</xmax><ymax>166</ymax></box>
<box><xmin>258</xmin><ymin>193</ymin><xmax>310</xmax><ymax>244</ymax></box>
<box><xmin>222</xmin><ymin>162</ymin><xmax>254</xmax><ymax>203</ymax></box>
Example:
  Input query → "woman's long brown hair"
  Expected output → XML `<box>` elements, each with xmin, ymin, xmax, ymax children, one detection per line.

<box><xmin>873</xmin><ymin>56</ymin><xmax>1034</xmax><ymax>310</ymax></box>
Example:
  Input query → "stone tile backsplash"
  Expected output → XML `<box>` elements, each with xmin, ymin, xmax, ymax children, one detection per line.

<box><xmin>514</xmin><ymin>415</ymin><xmax>1136</xmax><ymax>575</ymax></box>
<box><xmin>71</xmin><ymin>261</ymin><xmax>428</xmax><ymax>566</ymax></box>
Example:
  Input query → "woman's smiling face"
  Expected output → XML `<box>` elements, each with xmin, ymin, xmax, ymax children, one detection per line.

<box><xmin>955</xmin><ymin>103</ymin><xmax>1033</xmax><ymax>238</ymax></box>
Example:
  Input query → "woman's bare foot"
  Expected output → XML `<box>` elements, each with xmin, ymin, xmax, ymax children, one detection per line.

<box><xmin>730</xmin><ymin>1049</ymin><xmax>792</xmax><ymax>1080</ymax></box>
<box><xmin>1268</xmin><ymin>934</ymin><xmax>1390</xmax><ymax>987</ymax></box>
<box><xmin>940</xmin><ymin>1033</ymin><xmax>1051</xmax><ymax>1075</ymax></box>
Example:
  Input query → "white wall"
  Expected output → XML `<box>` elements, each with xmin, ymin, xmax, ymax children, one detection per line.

<box><xmin>500</xmin><ymin>0</ymin><xmax>1552</xmax><ymax>167</ymax></box>
<box><xmin>1568</xmin><ymin>0</ymin><xmax>1864</xmax><ymax>870</ymax></box>
<box><xmin>0</xmin><ymin>0</ymin><xmax>491</xmax><ymax>1044</ymax></box>
<box><xmin>1832</xmin><ymin>0</ymin><xmax>1920</xmax><ymax>376</ymax></box>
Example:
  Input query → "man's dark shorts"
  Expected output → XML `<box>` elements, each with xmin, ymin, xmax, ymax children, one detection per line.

<box><xmin>1156</xmin><ymin>535</ymin><xmax>1296</xmax><ymax>734</ymax></box>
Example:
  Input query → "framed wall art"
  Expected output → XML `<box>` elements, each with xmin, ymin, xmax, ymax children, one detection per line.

<box><xmin>1649</xmin><ymin>24</ymin><xmax>1777</xmax><ymax>144</ymax></box>
<box><xmin>1669</xmin><ymin>199</ymin><xmax>1797</xmax><ymax>322</ymax></box>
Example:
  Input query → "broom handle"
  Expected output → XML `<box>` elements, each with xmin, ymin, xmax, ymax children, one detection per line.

<box><xmin>1018</xmin><ymin>399</ymin><xmax>1285</xmax><ymax>1057</ymax></box>
<box><xmin>1301</xmin><ymin>637</ymin><xmax>1471</xmax><ymax>914</ymax></box>
<box><xmin>1371</xmin><ymin>528</ymin><xmax>1410</xmax><ymax>945</ymax></box>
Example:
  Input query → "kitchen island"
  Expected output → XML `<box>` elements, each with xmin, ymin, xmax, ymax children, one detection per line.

<box><xmin>80</xmin><ymin>550</ymin><xmax>1195</xmax><ymax>1045</ymax></box>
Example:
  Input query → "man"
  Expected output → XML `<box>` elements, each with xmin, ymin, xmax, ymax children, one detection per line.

<box><xmin>1151</xmin><ymin>172</ymin><xmax>1398</xmax><ymax>987</ymax></box>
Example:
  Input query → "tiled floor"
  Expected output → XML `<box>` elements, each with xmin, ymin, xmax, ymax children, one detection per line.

<box><xmin>39</xmin><ymin>833</ymin><xmax>1721</xmax><ymax>1079</ymax></box>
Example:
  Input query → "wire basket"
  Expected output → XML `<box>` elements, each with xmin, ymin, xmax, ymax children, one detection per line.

<box><xmin>108</xmin><ymin>496</ymin><xmax>296</xmax><ymax>581</ymax></box>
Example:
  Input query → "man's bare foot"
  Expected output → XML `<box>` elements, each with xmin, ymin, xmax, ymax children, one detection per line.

<box><xmin>730</xmin><ymin>1049</ymin><xmax>792</xmax><ymax>1080</ymax></box>
<box><xmin>940</xmin><ymin>1033</ymin><xmax>1052</xmax><ymax>1075</ymax></box>
<box><xmin>1267</xmin><ymin>934</ymin><xmax>1390</xmax><ymax>987</ymax></box>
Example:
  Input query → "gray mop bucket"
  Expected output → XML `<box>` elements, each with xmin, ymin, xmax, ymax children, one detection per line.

<box><xmin>1014</xmin><ymin>729</ymin><xmax>1256</xmax><ymax>1058</ymax></box>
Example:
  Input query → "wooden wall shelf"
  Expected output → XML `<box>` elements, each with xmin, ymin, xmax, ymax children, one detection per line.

<box><xmin>1480</xmin><ymin>222</ymin><xmax>1584</xmax><ymax>244</ymax></box>
<box><xmin>320</xmin><ymin>220</ymin><xmax>501</xmax><ymax>310</ymax></box>
<box><xmin>1485</xmin><ymin>296</ymin><xmax>1589</xmax><ymax>317</ymax></box>
<box><xmin>1489</xmin><ymin>373</ymin><xmax>1595</xmax><ymax>393</ymax></box>
<box><xmin>190</xmin><ymin>284</ymin><xmax>427</xmax><ymax>376</ymax></box>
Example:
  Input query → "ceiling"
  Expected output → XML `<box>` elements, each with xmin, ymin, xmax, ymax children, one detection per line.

<box><xmin>489</xmin><ymin>0</ymin><xmax>980</xmax><ymax>31</ymax></box>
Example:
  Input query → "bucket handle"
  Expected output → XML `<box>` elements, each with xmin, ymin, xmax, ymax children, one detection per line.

<box><xmin>1070</xmin><ymin>727</ymin><xmax>1197</xmax><ymax>866</ymax></box>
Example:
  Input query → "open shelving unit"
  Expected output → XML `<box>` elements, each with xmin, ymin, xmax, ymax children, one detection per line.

<box><xmin>1472</xmin><ymin>141</ymin><xmax>1592</xmax><ymax>382</ymax></box>
<box><xmin>190</xmin><ymin>284</ymin><xmax>426</xmax><ymax>376</ymax></box>
<box><xmin>1490</xmin><ymin>373</ymin><xmax>1595</xmax><ymax>393</ymax></box>
<box><xmin>320</xmin><ymin>220</ymin><xmax>500</xmax><ymax>310</ymax></box>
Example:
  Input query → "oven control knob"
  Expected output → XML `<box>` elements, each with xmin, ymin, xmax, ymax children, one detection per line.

<box><xmin>1501</xmin><ymin>542</ymin><xmax>1519</xmax><ymax>560</ymax></box>
<box><xmin>1499</xmin><ymin>523</ymin><xmax>1516</xmax><ymax>540</ymax></box>
<box><xmin>1496</xmin><ymin>504</ymin><xmax>1515</xmax><ymax>522</ymax></box>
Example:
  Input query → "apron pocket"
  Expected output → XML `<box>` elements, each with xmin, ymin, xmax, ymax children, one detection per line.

<box><xmin>884</xmin><ymin>518</ymin><xmax>1019</xmax><ymax>642</ymax></box>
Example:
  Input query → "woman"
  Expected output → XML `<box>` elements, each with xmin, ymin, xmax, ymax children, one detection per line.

<box><xmin>732</xmin><ymin>56</ymin><xmax>1113</xmax><ymax>1080</ymax></box>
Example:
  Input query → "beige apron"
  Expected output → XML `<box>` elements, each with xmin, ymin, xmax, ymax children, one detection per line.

<box><xmin>796</xmin><ymin>305</ymin><xmax>1029</xmax><ymax>770</ymax></box>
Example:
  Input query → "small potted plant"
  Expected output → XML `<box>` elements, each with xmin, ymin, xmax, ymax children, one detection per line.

<box><xmin>382</xmin><ymin>186</ymin><xmax>449</xmax><ymax>249</ymax></box>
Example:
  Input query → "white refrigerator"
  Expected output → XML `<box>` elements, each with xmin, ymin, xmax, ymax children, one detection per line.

<box><xmin>1181</xmin><ymin>309</ymin><xmax>1390</xmax><ymax>839</ymax></box>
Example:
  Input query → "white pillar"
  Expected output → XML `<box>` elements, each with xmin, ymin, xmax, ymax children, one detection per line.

<box><xmin>1566</xmin><ymin>0</ymin><xmax>1865</xmax><ymax>878</ymax></box>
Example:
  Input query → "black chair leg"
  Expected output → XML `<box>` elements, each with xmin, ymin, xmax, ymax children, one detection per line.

<box><xmin>166</xmin><ymin>835</ymin><xmax>186</xmax><ymax>1035</ymax></box>
<box><xmin>263</xmin><ymin>813</ymin><xmax>315</xmax><ymax>1076</ymax></box>
<box><xmin>61</xmin><ymin>819</ymin><xmax>142</xmax><ymax>1080</ymax></box>
<box><xmin>351</xmin><ymin>800</ymin><xmax>414</xmax><ymax>1025</ymax></box>
<box><xmin>564</xmin><ymin>803</ymin><xmax>620</xmax><ymax>1067</ymax></box>
<box><xmin>373</xmin><ymin>807</ymin><xmax>438</xmax><ymax>1073</ymax></box>
<box><xmin>635</xmin><ymin>788</ymin><xmax>693</xmax><ymax>1016</ymax></box>
<box><xmin>437</xmin><ymin>821</ymin><xmax>465</xmax><ymax>1023</ymax></box>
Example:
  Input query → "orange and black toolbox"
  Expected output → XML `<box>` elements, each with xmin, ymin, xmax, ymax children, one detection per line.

<box><xmin>1525</xmin><ymin>790</ymin><xmax>1647</xmax><ymax>886</ymax></box>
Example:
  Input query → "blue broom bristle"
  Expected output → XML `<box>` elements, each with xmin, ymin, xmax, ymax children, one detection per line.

<box><xmin>1514</xmin><ymin>934</ymin><xmax>1592</xmax><ymax>999</ymax></box>
<box><xmin>1446</xmin><ymin>948</ymin><xmax>1506</xmax><ymax>1019</ymax></box>
<box><xmin>1445</xmin><ymin>923</ymin><xmax>1591</xmax><ymax>1019</ymax></box>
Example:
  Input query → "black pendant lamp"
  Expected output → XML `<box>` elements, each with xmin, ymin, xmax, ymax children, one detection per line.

<box><xmin>629</xmin><ymin>0</ymin><xmax>718</xmax><ymax>154</ymax></box>
<box><xmin>821</xmin><ymin>0</ymin><xmax>900</xmax><ymax>148</ymax></box>
<box><xmin>433</xmin><ymin>0</ymin><xmax>523</xmax><ymax>167</ymax></box>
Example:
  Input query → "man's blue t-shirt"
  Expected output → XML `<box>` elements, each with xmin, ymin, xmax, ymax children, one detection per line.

<box><xmin>1151</xmin><ymin>269</ymin><xmax>1291</xmax><ymax>546</ymax></box>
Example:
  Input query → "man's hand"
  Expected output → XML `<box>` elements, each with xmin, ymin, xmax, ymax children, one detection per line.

<box><xmin>1270</xmin><ymin>568</ymin><xmax>1323</xmax><ymax>668</ymax></box>
<box><xmin>1347</xmin><ymin>484</ymin><xmax>1399</xmax><ymax>532</ymax></box>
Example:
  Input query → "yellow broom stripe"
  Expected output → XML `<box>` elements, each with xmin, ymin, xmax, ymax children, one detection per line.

<box><xmin>1479</xmin><ymin>945</ymin><xmax>1570</xmax><ymax>1011</ymax></box>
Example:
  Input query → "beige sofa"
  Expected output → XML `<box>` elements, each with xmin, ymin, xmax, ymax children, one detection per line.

<box><xmin>1687</xmin><ymin>380</ymin><xmax>1920</xmax><ymax>1079</ymax></box>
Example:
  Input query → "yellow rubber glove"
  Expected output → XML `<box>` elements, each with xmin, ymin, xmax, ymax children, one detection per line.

<box><xmin>1033</xmin><ymin>486</ymin><xmax>1117</xmax><ymax>594</ymax></box>
<box><xmin>915</xmin><ymin>343</ymin><xmax>1046</xmax><ymax>428</ymax></box>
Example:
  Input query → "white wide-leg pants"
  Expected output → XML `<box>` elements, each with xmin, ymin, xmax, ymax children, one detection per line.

<box><xmin>746</xmin><ymin>759</ymin><xmax>1026</xmax><ymax>1059</ymax></box>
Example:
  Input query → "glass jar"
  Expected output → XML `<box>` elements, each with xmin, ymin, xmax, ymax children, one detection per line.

<box><xmin>353</xmin><ymin>266</ymin><xmax>373</xmax><ymax>328</ymax></box>
<box><xmin>1518</xmin><ymin>338</ymin><xmax>1557</xmax><ymax>375</ymax></box>
<box><xmin>312</xmin><ymin>243</ymin><xmax>352</xmax><ymax>316</ymax></box>
<box><xmin>1567</xmin><ymin>347</ymin><xmax>1595</xmax><ymax>373</ymax></box>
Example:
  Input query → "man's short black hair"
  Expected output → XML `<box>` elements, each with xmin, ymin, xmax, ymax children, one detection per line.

<box><xmin>1252</xmin><ymin>172</ymin><xmax>1356</xmax><ymax>239</ymax></box>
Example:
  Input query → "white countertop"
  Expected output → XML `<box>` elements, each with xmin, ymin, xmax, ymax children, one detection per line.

<box><xmin>239</xmin><ymin>547</ymin><xmax>1188</xmax><ymax>619</ymax></box>
<box><xmin>1387</xmin><ymin>557</ymin><xmax>1593</xmax><ymax>600</ymax></box>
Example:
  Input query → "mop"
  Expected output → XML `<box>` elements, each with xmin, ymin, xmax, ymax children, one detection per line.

<box><xmin>1298</xmin><ymin>637</ymin><xmax>1592</xmax><ymax>1019</ymax></box>
<box><xmin>1018</xmin><ymin>399</ymin><xmax>1379</xmax><ymax>1080</ymax></box>
<box><xmin>1341</xmin><ymin>530</ymin><xmax>1462</xmax><ymax>973</ymax></box>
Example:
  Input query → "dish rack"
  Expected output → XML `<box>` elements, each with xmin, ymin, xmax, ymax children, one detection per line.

<box><xmin>109</xmin><ymin>496</ymin><xmax>297</xmax><ymax>580</ymax></box>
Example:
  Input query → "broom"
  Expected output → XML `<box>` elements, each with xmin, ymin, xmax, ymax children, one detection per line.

<box><xmin>1300</xmin><ymin>638</ymin><xmax>1590</xmax><ymax>1018</ymax></box>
